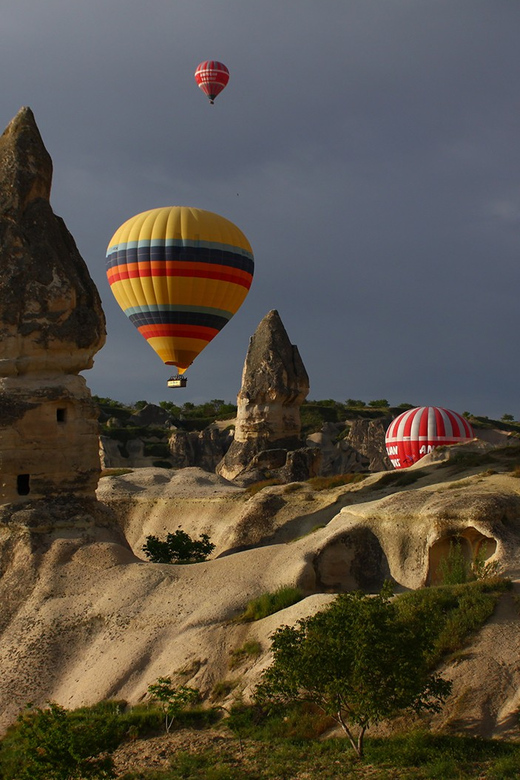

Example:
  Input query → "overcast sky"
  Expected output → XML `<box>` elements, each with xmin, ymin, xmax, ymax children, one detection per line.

<box><xmin>2</xmin><ymin>1</ymin><xmax>519</xmax><ymax>418</ymax></box>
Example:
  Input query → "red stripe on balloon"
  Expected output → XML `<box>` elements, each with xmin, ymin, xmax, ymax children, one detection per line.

<box><xmin>434</xmin><ymin>407</ymin><xmax>446</xmax><ymax>438</ymax></box>
<box><xmin>107</xmin><ymin>265</ymin><xmax>253</xmax><ymax>289</ymax></box>
<box><xmin>138</xmin><ymin>324</ymin><xmax>218</xmax><ymax>341</ymax></box>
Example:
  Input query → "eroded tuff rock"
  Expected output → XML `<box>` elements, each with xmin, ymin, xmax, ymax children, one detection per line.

<box><xmin>346</xmin><ymin>418</ymin><xmax>392</xmax><ymax>471</ymax></box>
<box><xmin>217</xmin><ymin>310</ymin><xmax>319</xmax><ymax>483</ymax></box>
<box><xmin>0</xmin><ymin>108</ymin><xmax>105</xmax><ymax>505</ymax></box>
<box><xmin>0</xmin><ymin>108</ymin><xmax>105</xmax><ymax>377</ymax></box>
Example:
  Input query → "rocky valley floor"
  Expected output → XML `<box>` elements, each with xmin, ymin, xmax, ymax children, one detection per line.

<box><xmin>1</xmin><ymin>441</ymin><xmax>520</xmax><ymax>742</ymax></box>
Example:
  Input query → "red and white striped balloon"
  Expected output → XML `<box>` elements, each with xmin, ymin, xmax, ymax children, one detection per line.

<box><xmin>385</xmin><ymin>406</ymin><xmax>474</xmax><ymax>469</ymax></box>
<box><xmin>194</xmin><ymin>61</ymin><xmax>229</xmax><ymax>104</ymax></box>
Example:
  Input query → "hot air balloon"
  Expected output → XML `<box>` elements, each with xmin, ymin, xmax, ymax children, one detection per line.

<box><xmin>385</xmin><ymin>406</ymin><xmax>474</xmax><ymax>469</ymax></box>
<box><xmin>194</xmin><ymin>60</ymin><xmax>229</xmax><ymax>104</ymax></box>
<box><xmin>106</xmin><ymin>207</ymin><xmax>254</xmax><ymax>386</ymax></box>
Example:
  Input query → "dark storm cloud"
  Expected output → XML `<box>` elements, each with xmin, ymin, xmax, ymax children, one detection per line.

<box><xmin>1</xmin><ymin>1</ymin><xmax>519</xmax><ymax>417</ymax></box>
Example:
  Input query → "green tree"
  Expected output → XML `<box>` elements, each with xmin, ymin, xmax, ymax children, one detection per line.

<box><xmin>255</xmin><ymin>584</ymin><xmax>451</xmax><ymax>758</ymax></box>
<box><xmin>142</xmin><ymin>530</ymin><xmax>215</xmax><ymax>564</ymax></box>
<box><xmin>147</xmin><ymin>678</ymin><xmax>200</xmax><ymax>733</ymax></box>
<box><xmin>1</xmin><ymin>703</ymin><xmax>117</xmax><ymax>779</ymax></box>
<box><xmin>501</xmin><ymin>413</ymin><xmax>514</xmax><ymax>422</ymax></box>
<box><xmin>368</xmin><ymin>399</ymin><xmax>389</xmax><ymax>408</ymax></box>
<box><xmin>158</xmin><ymin>401</ymin><xmax>182</xmax><ymax>416</ymax></box>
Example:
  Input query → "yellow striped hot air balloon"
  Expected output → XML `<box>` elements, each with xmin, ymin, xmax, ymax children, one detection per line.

<box><xmin>106</xmin><ymin>207</ymin><xmax>254</xmax><ymax>384</ymax></box>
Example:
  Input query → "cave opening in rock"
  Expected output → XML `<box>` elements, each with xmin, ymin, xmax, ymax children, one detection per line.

<box><xmin>428</xmin><ymin>528</ymin><xmax>498</xmax><ymax>585</ymax></box>
<box><xmin>313</xmin><ymin>528</ymin><xmax>391</xmax><ymax>593</ymax></box>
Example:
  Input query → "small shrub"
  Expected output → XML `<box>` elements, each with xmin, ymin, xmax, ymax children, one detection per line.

<box><xmin>439</xmin><ymin>540</ymin><xmax>501</xmax><ymax>586</ymax></box>
<box><xmin>235</xmin><ymin>586</ymin><xmax>303</xmax><ymax>622</ymax></box>
<box><xmin>439</xmin><ymin>540</ymin><xmax>471</xmax><ymax>585</ymax></box>
<box><xmin>300</xmin><ymin>404</ymin><xmax>340</xmax><ymax>435</ymax></box>
<box><xmin>147</xmin><ymin>678</ymin><xmax>200</xmax><ymax>733</ymax></box>
<box><xmin>0</xmin><ymin>702</ymin><xmax>120</xmax><ymax>779</ymax></box>
<box><xmin>229</xmin><ymin>641</ymin><xmax>262</xmax><ymax>669</ymax></box>
<box><xmin>210</xmin><ymin>679</ymin><xmax>238</xmax><ymax>701</ymax></box>
<box><xmin>142</xmin><ymin>530</ymin><xmax>215</xmax><ymax>564</ymax></box>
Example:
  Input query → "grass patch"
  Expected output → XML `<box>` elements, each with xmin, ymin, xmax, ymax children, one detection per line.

<box><xmin>307</xmin><ymin>473</ymin><xmax>367</xmax><ymax>490</ymax></box>
<box><xmin>227</xmin><ymin>701</ymin><xmax>336</xmax><ymax>742</ymax></box>
<box><xmin>100</xmin><ymin>468</ymin><xmax>134</xmax><ymax>478</ymax></box>
<box><xmin>234</xmin><ymin>587</ymin><xmax>303</xmax><ymax>622</ymax></box>
<box><xmin>364</xmin><ymin>729</ymin><xmax>519</xmax><ymax>774</ymax></box>
<box><xmin>244</xmin><ymin>479</ymin><xmax>282</xmax><ymax>495</ymax></box>
<box><xmin>121</xmin><ymin>713</ymin><xmax>520</xmax><ymax>780</ymax></box>
<box><xmin>377</xmin><ymin>469</ymin><xmax>426</xmax><ymax>487</ymax></box>
<box><xmin>281</xmin><ymin>482</ymin><xmax>306</xmax><ymax>493</ymax></box>
<box><xmin>229</xmin><ymin>641</ymin><xmax>262</xmax><ymax>670</ymax></box>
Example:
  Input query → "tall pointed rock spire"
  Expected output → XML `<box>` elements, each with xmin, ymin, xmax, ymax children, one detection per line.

<box><xmin>0</xmin><ymin>106</ymin><xmax>105</xmax><ymax>378</ymax></box>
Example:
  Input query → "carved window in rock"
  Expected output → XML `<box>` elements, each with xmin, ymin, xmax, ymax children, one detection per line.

<box><xmin>17</xmin><ymin>474</ymin><xmax>30</xmax><ymax>495</ymax></box>
<box><xmin>57</xmin><ymin>408</ymin><xmax>67</xmax><ymax>423</ymax></box>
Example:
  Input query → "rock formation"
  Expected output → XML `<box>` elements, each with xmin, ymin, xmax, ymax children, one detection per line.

<box><xmin>217</xmin><ymin>310</ymin><xmax>320</xmax><ymax>484</ymax></box>
<box><xmin>346</xmin><ymin>417</ymin><xmax>392</xmax><ymax>471</ymax></box>
<box><xmin>0</xmin><ymin>107</ymin><xmax>106</xmax><ymax>504</ymax></box>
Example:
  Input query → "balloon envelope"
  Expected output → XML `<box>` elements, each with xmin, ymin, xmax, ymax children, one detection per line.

<box><xmin>194</xmin><ymin>60</ymin><xmax>229</xmax><ymax>103</ymax></box>
<box><xmin>106</xmin><ymin>206</ymin><xmax>254</xmax><ymax>373</ymax></box>
<box><xmin>385</xmin><ymin>406</ymin><xmax>474</xmax><ymax>469</ymax></box>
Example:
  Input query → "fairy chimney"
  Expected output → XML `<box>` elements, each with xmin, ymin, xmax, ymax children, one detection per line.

<box><xmin>217</xmin><ymin>310</ymin><xmax>317</xmax><ymax>482</ymax></box>
<box><xmin>0</xmin><ymin>107</ymin><xmax>106</xmax><ymax>505</ymax></box>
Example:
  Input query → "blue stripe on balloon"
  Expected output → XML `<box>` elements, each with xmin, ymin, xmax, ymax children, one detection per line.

<box><xmin>124</xmin><ymin>303</ymin><xmax>233</xmax><ymax>320</ymax></box>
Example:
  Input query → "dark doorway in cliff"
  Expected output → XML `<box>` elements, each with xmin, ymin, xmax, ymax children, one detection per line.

<box><xmin>17</xmin><ymin>474</ymin><xmax>30</xmax><ymax>495</ymax></box>
<box><xmin>57</xmin><ymin>407</ymin><xmax>67</xmax><ymax>423</ymax></box>
<box><xmin>313</xmin><ymin>528</ymin><xmax>391</xmax><ymax>593</ymax></box>
<box><xmin>427</xmin><ymin>528</ymin><xmax>497</xmax><ymax>585</ymax></box>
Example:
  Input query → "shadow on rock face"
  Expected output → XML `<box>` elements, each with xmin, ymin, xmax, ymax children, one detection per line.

<box><xmin>313</xmin><ymin>528</ymin><xmax>391</xmax><ymax>593</ymax></box>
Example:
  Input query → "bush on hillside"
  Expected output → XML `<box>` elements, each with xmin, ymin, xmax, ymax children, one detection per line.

<box><xmin>142</xmin><ymin>530</ymin><xmax>215</xmax><ymax>564</ymax></box>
